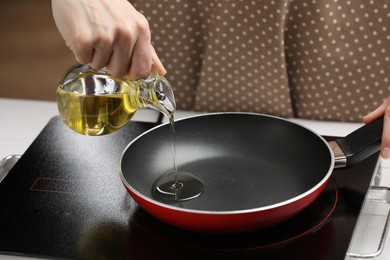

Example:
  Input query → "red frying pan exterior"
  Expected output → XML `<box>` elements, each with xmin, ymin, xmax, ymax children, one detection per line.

<box><xmin>123</xmin><ymin>179</ymin><xmax>328</xmax><ymax>233</ymax></box>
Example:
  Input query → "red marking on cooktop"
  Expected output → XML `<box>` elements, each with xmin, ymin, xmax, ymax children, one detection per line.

<box><xmin>30</xmin><ymin>177</ymin><xmax>81</xmax><ymax>195</ymax></box>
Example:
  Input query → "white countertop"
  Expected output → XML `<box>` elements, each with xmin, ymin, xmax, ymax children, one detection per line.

<box><xmin>1</xmin><ymin>97</ymin><xmax>390</xmax><ymax>260</ymax></box>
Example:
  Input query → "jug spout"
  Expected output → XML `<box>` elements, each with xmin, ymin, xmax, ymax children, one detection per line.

<box><xmin>137</xmin><ymin>76</ymin><xmax>176</xmax><ymax>118</ymax></box>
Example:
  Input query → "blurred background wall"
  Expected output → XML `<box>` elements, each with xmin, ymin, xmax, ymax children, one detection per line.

<box><xmin>0</xmin><ymin>1</ymin><xmax>74</xmax><ymax>101</ymax></box>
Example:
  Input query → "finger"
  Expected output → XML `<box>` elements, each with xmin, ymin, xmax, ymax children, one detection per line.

<box><xmin>69</xmin><ymin>37</ymin><xmax>94</xmax><ymax>65</ymax></box>
<box><xmin>127</xmin><ymin>39</ymin><xmax>152</xmax><ymax>80</ymax></box>
<box><xmin>363</xmin><ymin>98</ymin><xmax>388</xmax><ymax>124</ymax></box>
<box><xmin>90</xmin><ymin>40</ymin><xmax>114</xmax><ymax>70</ymax></box>
<box><xmin>106</xmin><ymin>38</ymin><xmax>133</xmax><ymax>78</ymax></box>
<box><xmin>151</xmin><ymin>46</ymin><xmax>167</xmax><ymax>76</ymax></box>
<box><xmin>381</xmin><ymin>98</ymin><xmax>390</xmax><ymax>159</ymax></box>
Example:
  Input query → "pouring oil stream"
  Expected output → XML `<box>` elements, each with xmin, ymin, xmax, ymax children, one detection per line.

<box><xmin>151</xmin><ymin>115</ymin><xmax>205</xmax><ymax>203</ymax></box>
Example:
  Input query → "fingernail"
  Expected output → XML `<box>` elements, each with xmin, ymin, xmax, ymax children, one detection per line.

<box><xmin>382</xmin><ymin>147</ymin><xmax>390</xmax><ymax>159</ymax></box>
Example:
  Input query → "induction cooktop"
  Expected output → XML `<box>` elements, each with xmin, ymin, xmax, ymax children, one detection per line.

<box><xmin>0</xmin><ymin>116</ymin><xmax>380</xmax><ymax>259</ymax></box>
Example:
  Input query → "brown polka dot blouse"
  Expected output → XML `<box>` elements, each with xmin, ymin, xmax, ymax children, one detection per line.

<box><xmin>132</xmin><ymin>0</ymin><xmax>390</xmax><ymax>122</ymax></box>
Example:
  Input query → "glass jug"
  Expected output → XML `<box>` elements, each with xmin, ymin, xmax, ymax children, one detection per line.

<box><xmin>56</xmin><ymin>63</ymin><xmax>176</xmax><ymax>136</ymax></box>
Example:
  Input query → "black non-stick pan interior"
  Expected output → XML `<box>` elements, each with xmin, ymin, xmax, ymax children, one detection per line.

<box><xmin>121</xmin><ymin>113</ymin><xmax>333</xmax><ymax>211</ymax></box>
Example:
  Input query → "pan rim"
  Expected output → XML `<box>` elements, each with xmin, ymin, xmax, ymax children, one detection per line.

<box><xmin>118</xmin><ymin>112</ymin><xmax>335</xmax><ymax>215</ymax></box>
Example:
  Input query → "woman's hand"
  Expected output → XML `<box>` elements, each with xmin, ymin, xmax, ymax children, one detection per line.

<box><xmin>51</xmin><ymin>0</ymin><xmax>166</xmax><ymax>79</ymax></box>
<box><xmin>363</xmin><ymin>97</ymin><xmax>390</xmax><ymax>159</ymax></box>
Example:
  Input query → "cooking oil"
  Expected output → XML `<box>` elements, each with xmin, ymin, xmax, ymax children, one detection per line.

<box><xmin>57</xmin><ymin>88</ymin><xmax>141</xmax><ymax>136</ymax></box>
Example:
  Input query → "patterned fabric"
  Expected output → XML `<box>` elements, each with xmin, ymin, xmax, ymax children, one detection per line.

<box><xmin>132</xmin><ymin>0</ymin><xmax>390</xmax><ymax>121</ymax></box>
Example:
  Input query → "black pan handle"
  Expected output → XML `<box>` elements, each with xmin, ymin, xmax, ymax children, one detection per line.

<box><xmin>335</xmin><ymin>117</ymin><xmax>383</xmax><ymax>168</ymax></box>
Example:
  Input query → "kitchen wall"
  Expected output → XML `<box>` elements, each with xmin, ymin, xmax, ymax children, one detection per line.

<box><xmin>0</xmin><ymin>1</ymin><xmax>74</xmax><ymax>101</ymax></box>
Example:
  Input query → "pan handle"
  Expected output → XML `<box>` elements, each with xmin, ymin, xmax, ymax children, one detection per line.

<box><xmin>334</xmin><ymin>117</ymin><xmax>383</xmax><ymax>168</ymax></box>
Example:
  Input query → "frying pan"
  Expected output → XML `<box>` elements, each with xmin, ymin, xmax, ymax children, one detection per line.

<box><xmin>119</xmin><ymin>113</ymin><xmax>382</xmax><ymax>233</ymax></box>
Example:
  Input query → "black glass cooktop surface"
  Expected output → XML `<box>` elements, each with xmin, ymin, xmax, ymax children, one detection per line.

<box><xmin>0</xmin><ymin>116</ymin><xmax>379</xmax><ymax>259</ymax></box>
